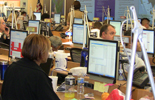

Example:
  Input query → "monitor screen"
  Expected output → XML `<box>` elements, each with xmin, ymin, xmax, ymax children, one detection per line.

<box><xmin>28</xmin><ymin>20</ymin><xmax>40</xmax><ymax>34</ymax></box>
<box><xmin>104</xmin><ymin>17</ymin><xmax>114</xmax><ymax>20</ymax></box>
<box><xmin>33</xmin><ymin>12</ymin><xmax>41</xmax><ymax>20</ymax></box>
<box><xmin>72</xmin><ymin>24</ymin><xmax>87</xmax><ymax>44</ymax></box>
<box><xmin>9</xmin><ymin>29</ymin><xmax>28</xmax><ymax>58</ymax></box>
<box><xmin>74</xmin><ymin>18</ymin><xmax>83</xmax><ymax>24</ymax></box>
<box><xmin>54</xmin><ymin>14</ymin><xmax>61</xmax><ymax>24</ymax></box>
<box><xmin>142</xmin><ymin>29</ymin><xmax>155</xmax><ymax>54</ymax></box>
<box><xmin>110</xmin><ymin>20</ymin><xmax>121</xmax><ymax>35</ymax></box>
<box><xmin>87</xmin><ymin>38</ymin><xmax>118</xmax><ymax>83</ymax></box>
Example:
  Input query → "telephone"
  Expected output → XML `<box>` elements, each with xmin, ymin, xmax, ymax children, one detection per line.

<box><xmin>52</xmin><ymin>25</ymin><xmax>63</xmax><ymax>31</ymax></box>
<box><xmin>132</xmin><ymin>67</ymin><xmax>149</xmax><ymax>88</ymax></box>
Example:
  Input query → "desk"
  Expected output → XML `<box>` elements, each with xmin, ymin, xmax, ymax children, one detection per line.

<box><xmin>52</xmin><ymin>61</ymin><xmax>153</xmax><ymax>100</ymax></box>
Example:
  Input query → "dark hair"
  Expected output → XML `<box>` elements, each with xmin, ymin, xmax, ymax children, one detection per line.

<box><xmin>21</xmin><ymin>11</ymin><xmax>26</xmax><ymax>15</ymax></box>
<box><xmin>140</xmin><ymin>18</ymin><xmax>150</xmax><ymax>24</ymax></box>
<box><xmin>73</xmin><ymin>1</ymin><xmax>81</xmax><ymax>10</ymax></box>
<box><xmin>93</xmin><ymin>21</ymin><xmax>102</xmax><ymax>29</ymax></box>
<box><xmin>41</xmin><ymin>13</ymin><xmax>49</xmax><ymax>21</ymax></box>
<box><xmin>100</xmin><ymin>24</ymin><xmax>114</xmax><ymax>37</ymax></box>
<box><xmin>22</xmin><ymin>34</ymin><xmax>50</xmax><ymax>60</ymax></box>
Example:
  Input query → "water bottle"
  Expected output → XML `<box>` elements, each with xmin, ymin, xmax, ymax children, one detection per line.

<box><xmin>65</xmin><ymin>72</ymin><xmax>75</xmax><ymax>98</ymax></box>
<box><xmin>77</xmin><ymin>74</ymin><xmax>84</xmax><ymax>94</ymax></box>
<box><xmin>0</xmin><ymin>61</ymin><xmax>8</xmax><ymax>80</ymax></box>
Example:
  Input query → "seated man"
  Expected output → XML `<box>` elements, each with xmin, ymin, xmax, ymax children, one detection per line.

<box><xmin>0</xmin><ymin>17</ymin><xmax>10</xmax><ymax>45</ymax></box>
<box><xmin>100</xmin><ymin>24</ymin><xmax>116</xmax><ymax>40</ymax></box>
<box><xmin>140</xmin><ymin>18</ymin><xmax>150</xmax><ymax>29</ymax></box>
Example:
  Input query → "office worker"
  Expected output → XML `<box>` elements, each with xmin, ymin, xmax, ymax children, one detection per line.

<box><xmin>0</xmin><ymin>17</ymin><xmax>10</xmax><ymax>45</ymax></box>
<box><xmin>2</xmin><ymin>34</ymin><xmax>60</xmax><ymax>100</ymax></box>
<box><xmin>49</xmin><ymin>36</ymin><xmax>62</xmax><ymax>51</ymax></box>
<box><xmin>41</xmin><ymin>13</ymin><xmax>53</xmax><ymax>36</ymax></box>
<box><xmin>67</xmin><ymin>1</ymin><xmax>84</xmax><ymax>25</ymax></box>
<box><xmin>17</xmin><ymin>11</ymin><xmax>28</xmax><ymax>30</ymax></box>
<box><xmin>140</xmin><ymin>18</ymin><xmax>150</xmax><ymax>29</ymax></box>
<box><xmin>90</xmin><ymin>21</ymin><xmax>102</xmax><ymax>38</ymax></box>
<box><xmin>100</xmin><ymin>24</ymin><xmax>116</xmax><ymax>40</ymax></box>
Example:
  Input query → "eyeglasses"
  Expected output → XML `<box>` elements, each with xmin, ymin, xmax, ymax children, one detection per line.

<box><xmin>1</xmin><ymin>22</ymin><xmax>6</xmax><ymax>25</ymax></box>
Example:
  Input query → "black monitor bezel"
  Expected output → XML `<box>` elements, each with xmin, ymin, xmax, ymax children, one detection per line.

<box><xmin>28</xmin><ymin>20</ymin><xmax>40</xmax><ymax>34</ymax></box>
<box><xmin>9</xmin><ymin>29</ymin><xmax>28</xmax><ymax>59</ymax></box>
<box><xmin>143</xmin><ymin>29</ymin><xmax>155</xmax><ymax>54</ymax></box>
<box><xmin>72</xmin><ymin>23</ymin><xmax>88</xmax><ymax>45</ymax></box>
<box><xmin>87</xmin><ymin>38</ymin><xmax>119</xmax><ymax>83</ymax></box>
<box><xmin>73</xmin><ymin>18</ymin><xmax>83</xmax><ymax>24</ymax></box>
<box><xmin>54</xmin><ymin>13</ymin><xmax>61</xmax><ymax>24</ymax></box>
<box><xmin>33</xmin><ymin>12</ymin><xmax>41</xmax><ymax>20</ymax></box>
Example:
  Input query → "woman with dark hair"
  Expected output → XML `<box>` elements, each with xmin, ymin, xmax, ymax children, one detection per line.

<box><xmin>67</xmin><ymin>1</ymin><xmax>84</xmax><ymax>25</ymax></box>
<box><xmin>2</xmin><ymin>34</ymin><xmax>60</xmax><ymax>100</ymax></box>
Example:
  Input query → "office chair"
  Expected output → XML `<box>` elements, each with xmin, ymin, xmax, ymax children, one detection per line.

<box><xmin>70</xmin><ymin>48</ymin><xmax>82</xmax><ymax>63</ymax></box>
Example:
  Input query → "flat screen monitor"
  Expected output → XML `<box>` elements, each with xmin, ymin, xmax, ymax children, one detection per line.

<box><xmin>9</xmin><ymin>29</ymin><xmax>28</xmax><ymax>58</ymax></box>
<box><xmin>142</xmin><ymin>29</ymin><xmax>155</xmax><ymax>54</ymax></box>
<box><xmin>110</xmin><ymin>20</ymin><xmax>121</xmax><ymax>35</ymax></box>
<box><xmin>74</xmin><ymin>18</ymin><xmax>83</xmax><ymax>24</ymax></box>
<box><xmin>28</xmin><ymin>20</ymin><xmax>40</xmax><ymax>34</ymax></box>
<box><xmin>104</xmin><ymin>16</ymin><xmax>114</xmax><ymax>20</ymax></box>
<box><xmin>72</xmin><ymin>24</ymin><xmax>87</xmax><ymax>45</ymax></box>
<box><xmin>87</xmin><ymin>38</ymin><xmax>119</xmax><ymax>84</ymax></box>
<box><xmin>54</xmin><ymin>14</ymin><xmax>61</xmax><ymax>24</ymax></box>
<box><xmin>33</xmin><ymin>12</ymin><xmax>41</xmax><ymax>20</ymax></box>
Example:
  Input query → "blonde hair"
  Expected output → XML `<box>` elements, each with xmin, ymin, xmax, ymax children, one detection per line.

<box><xmin>22</xmin><ymin>34</ymin><xmax>50</xmax><ymax>60</ymax></box>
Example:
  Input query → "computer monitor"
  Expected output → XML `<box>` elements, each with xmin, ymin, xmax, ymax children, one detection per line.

<box><xmin>28</xmin><ymin>20</ymin><xmax>40</xmax><ymax>34</ymax></box>
<box><xmin>54</xmin><ymin>14</ymin><xmax>61</xmax><ymax>24</ymax></box>
<box><xmin>87</xmin><ymin>38</ymin><xmax>119</xmax><ymax>84</ymax></box>
<box><xmin>142</xmin><ymin>29</ymin><xmax>155</xmax><ymax>54</ymax></box>
<box><xmin>9</xmin><ymin>29</ymin><xmax>28</xmax><ymax>58</ymax></box>
<box><xmin>72</xmin><ymin>24</ymin><xmax>87</xmax><ymax>46</ymax></box>
<box><xmin>109</xmin><ymin>20</ymin><xmax>121</xmax><ymax>35</ymax></box>
<box><xmin>104</xmin><ymin>16</ymin><xmax>114</xmax><ymax>20</ymax></box>
<box><xmin>114</xmin><ymin>35</ymin><xmax>130</xmax><ymax>44</ymax></box>
<box><xmin>74</xmin><ymin>18</ymin><xmax>83</xmax><ymax>24</ymax></box>
<box><xmin>33</xmin><ymin>12</ymin><xmax>41</xmax><ymax>20</ymax></box>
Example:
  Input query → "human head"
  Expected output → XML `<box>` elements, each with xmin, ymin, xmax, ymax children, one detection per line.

<box><xmin>73</xmin><ymin>1</ymin><xmax>81</xmax><ymax>10</ymax></box>
<box><xmin>93</xmin><ymin>21</ymin><xmax>102</xmax><ymax>29</ymax></box>
<box><xmin>22</xmin><ymin>34</ymin><xmax>51</xmax><ymax>64</ymax></box>
<box><xmin>32</xmin><ymin>14</ymin><xmax>36</xmax><ymax>20</ymax></box>
<box><xmin>100</xmin><ymin>24</ymin><xmax>116</xmax><ymax>40</ymax></box>
<box><xmin>0</xmin><ymin>17</ymin><xmax>6</xmax><ymax>32</ymax></box>
<box><xmin>49</xmin><ymin>36</ymin><xmax>62</xmax><ymax>51</ymax></box>
<box><xmin>140</xmin><ymin>18</ymin><xmax>150</xmax><ymax>29</ymax></box>
<box><xmin>41</xmin><ymin>13</ymin><xmax>49</xmax><ymax>21</ymax></box>
<box><xmin>21</xmin><ymin>11</ymin><xmax>27</xmax><ymax>16</ymax></box>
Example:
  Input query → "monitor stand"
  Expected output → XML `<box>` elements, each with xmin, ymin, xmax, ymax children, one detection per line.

<box><xmin>89</xmin><ymin>74</ymin><xmax>115</xmax><ymax>84</ymax></box>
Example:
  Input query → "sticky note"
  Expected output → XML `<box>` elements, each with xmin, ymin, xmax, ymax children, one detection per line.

<box><xmin>94</xmin><ymin>82</ymin><xmax>100</xmax><ymax>91</ymax></box>
<box><xmin>98</xmin><ymin>83</ymin><xmax>105</xmax><ymax>92</ymax></box>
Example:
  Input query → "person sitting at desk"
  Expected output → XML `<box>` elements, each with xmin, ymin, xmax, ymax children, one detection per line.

<box><xmin>41</xmin><ymin>13</ymin><xmax>53</xmax><ymax>36</ymax></box>
<box><xmin>49</xmin><ymin>36</ymin><xmax>62</xmax><ymax>51</ymax></box>
<box><xmin>67</xmin><ymin>1</ymin><xmax>84</xmax><ymax>25</ymax></box>
<box><xmin>140</xmin><ymin>18</ymin><xmax>150</xmax><ymax>29</ymax></box>
<box><xmin>0</xmin><ymin>17</ymin><xmax>10</xmax><ymax>45</ymax></box>
<box><xmin>100</xmin><ymin>24</ymin><xmax>116</xmax><ymax>40</ymax></box>
<box><xmin>2</xmin><ymin>34</ymin><xmax>60</xmax><ymax>100</ymax></box>
<box><xmin>90</xmin><ymin>21</ymin><xmax>102</xmax><ymax>38</ymax></box>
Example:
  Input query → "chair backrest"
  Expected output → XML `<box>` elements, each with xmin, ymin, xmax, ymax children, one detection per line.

<box><xmin>70</xmin><ymin>48</ymin><xmax>82</xmax><ymax>63</ymax></box>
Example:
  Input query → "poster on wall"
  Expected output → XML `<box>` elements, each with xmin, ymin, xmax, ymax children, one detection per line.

<box><xmin>95</xmin><ymin>0</ymin><xmax>115</xmax><ymax>22</ymax></box>
<box><xmin>51</xmin><ymin>0</ymin><xmax>64</xmax><ymax>18</ymax></box>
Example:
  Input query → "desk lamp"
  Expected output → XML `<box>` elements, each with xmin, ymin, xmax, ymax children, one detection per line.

<box><xmin>119</xmin><ymin>6</ymin><xmax>155</xmax><ymax>100</ymax></box>
<box><xmin>106</xmin><ymin>6</ymin><xmax>110</xmax><ymax>24</ymax></box>
<box><xmin>124</xmin><ymin>6</ymin><xmax>133</xmax><ymax>30</ymax></box>
<box><xmin>152</xmin><ymin>7</ymin><xmax>155</xmax><ymax>30</ymax></box>
<box><xmin>102</xmin><ymin>6</ymin><xmax>105</xmax><ymax>22</ymax></box>
<box><xmin>29</xmin><ymin>5</ymin><xmax>32</xmax><ymax>20</ymax></box>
